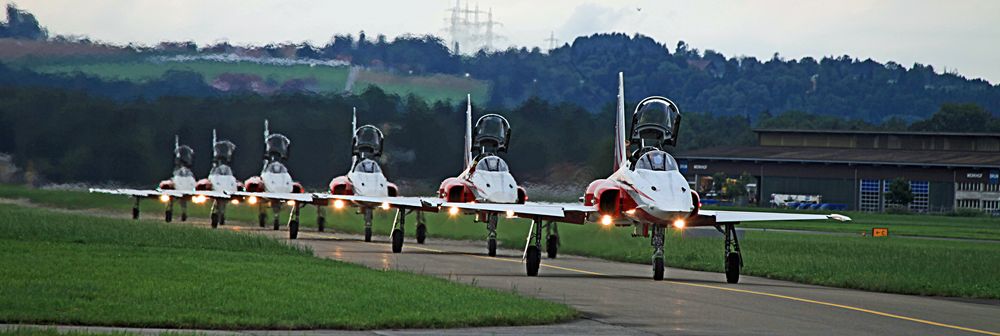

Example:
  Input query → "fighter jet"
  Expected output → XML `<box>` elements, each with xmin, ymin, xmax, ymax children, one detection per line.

<box><xmin>90</xmin><ymin>135</ymin><xmax>228</xmax><ymax>222</ymax></box>
<box><xmin>312</xmin><ymin>108</ymin><xmax>440</xmax><ymax>246</ymax></box>
<box><xmin>232</xmin><ymin>120</ymin><xmax>312</xmax><ymax>239</ymax></box>
<box><xmin>433</xmin><ymin>95</ymin><xmax>573</xmax><ymax>257</ymax></box>
<box><xmin>524</xmin><ymin>72</ymin><xmax>850</xmax><ymax>281</ymax></box>
<box><xmin>194</xmin><ymin>130</ymin><xmax>242</xmax><ymax>228</ymax></box>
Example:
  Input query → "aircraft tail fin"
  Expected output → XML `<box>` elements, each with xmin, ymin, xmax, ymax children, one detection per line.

<box><xmin>264</xmin><ymin>119</ymin><xmax>270</xmax><ymax>140</ymax></box>
<box><xmin>464</xmin><ymin>94</ymin><xmax>473</xmax><ymax>169</ymax></box>
<box><xmin>614</xmin><ymin>72</ymin><xmax>627</xmax><ymax>171</ymax></box>
<box><xmin>174</xmin><ymin>135</ymin><xmax>179</xmax><ymax>151</ymax></box>
<box><xmin>350</xmin><ymin>107</ymin><xmax>358</xmax><ymax>169</ymax></box>
<box><xmin>212</xmin><ymin>129</ymin><xmax>217</xmax><ymax>157</ymax></box>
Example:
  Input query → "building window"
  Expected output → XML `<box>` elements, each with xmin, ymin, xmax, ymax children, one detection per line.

<box><xmin>909</xmin><ymin>181</ymin><xmax>929</xmax><ymax>212</ymax></box>
<box><xmin>859</xmin><ymin>179</ymin><xmax>882</xmax><ymax>212</ymax></box>
<box><xmin>957</xmin><ymin>199</ymin><xmax>981</xmax><ymax>209</ymax></box>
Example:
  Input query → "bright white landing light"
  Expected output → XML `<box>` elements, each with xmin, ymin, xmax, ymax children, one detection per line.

<box><xmin>673</xmin><ymin>219</ymin><xmax>686</xmax><ymax>229</ymax></box>
<box><xmin>601</xmin><ymin>215</ymin><xmax>613</xmax><ymax>226</ymax></box>
<box><xmin>333</xmin><ymin>199</ymin><xmax>345</xmax><ymax>209</ymax></box>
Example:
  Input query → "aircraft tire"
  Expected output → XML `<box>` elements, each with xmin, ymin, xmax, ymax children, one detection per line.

<box><xmin>726</xmin><ymin>252</ymin><xmax>741</xmax><ymax>284</ymax></box>
<box><xmin>391</xmin><ymin>229</ymin><xmax>403</xmax><ymax>253</ymax></box>
<box><xmin>289</xmin><ymin>220</ymin><xmax>299</xmax><ymax>240</ymax></box>
<box><xmin>526</xmin><ymin>246</ymin><xmax>541</xmax><ymax>276</ymax></box>
<box><xmin>165</xmin><ymin>211</ymin><xmax>172</xmax><ymax>223</ymax></box>
<box><xmin>273</xmin><ymin>218</ymin><xmax>279</xmax><ymax>231</ymax></box>
<box><xmin>219</xmin><ymin>215</ymin><xmax>225</xmax><ymax>226</ymax></box>
<box><xmin>416</xmin><ymin>224</ymin><xmax>427</xmax><ymax>244</ymax></box>
<box><xmin>364</xmin><ymin>227</ymin><xmax>372</xmax><ymax>242</ymax></box>
<box><xmin>317</xmin><ymin>216</ymin><xmax>325</xmax><ymax>232</ymax></box>
<box><xmin>210</xmin><ymin>213</ymin><xmax>219</xmax><ymax>229</ymax></box>
<box><xmin>546</xmin><ymin>235</ymin><xmax>558</xmax><ymax>259</ymax></box>
<box><xmin>181</xmin><ymin>213</ymin><xmax>187</xmax><ymax>222</ymax></box>
<box><xmin>653</xmin><ymin>258</ymin><xmax>664</xmax><ymax>281</ymax></box>
<box><xmin>258</xmin><ymin>213</ymin><xmax>266</xmax><ymax>227</ymax></box>
<box><xmin>487</xmin><ymin>238</ymin><xmax>497</xmax><ymax>257</ymax></box>
<box><xmin>132</xmin><ymin>208</ymin><xmax>139</xmax><ymax>220</ymax></box>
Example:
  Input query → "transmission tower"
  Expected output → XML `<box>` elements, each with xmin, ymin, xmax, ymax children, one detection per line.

<box><xmin>443</xmin><ymin>1</ymin><xmax>503</xmax><ymax>54</ymax></box>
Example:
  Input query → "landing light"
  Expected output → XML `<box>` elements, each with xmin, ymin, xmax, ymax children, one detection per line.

<box><xmin>673</xmin><ymin>219</ymin><xmax>686</xmax><ymax>229</ymax></box>
<box><xmin>601</xmin><ymin>215</ymin><xmax>613</xmax><ymax>226</ymax></box>
<box><xmin>333</xmin><ymin>199</ymin><xmax>345</xmax><ymax>209</ymax></box>
<box><xmin>286</xmin><ymin>200</ymin><xmax>296</xmax><ymax>206</ymax></box>
<box><xmin>448</xmin><ymin>206</ymin><xmax>459</xmax><ymax>216</ymax></box>
<box><xmin>248</xmin><ymin>196</ymin><xmax>258</xmax><ymax>205</ymax></box>
<box><xmin>625</xmin><ymin>209</ymin><xmax>636</xmax><ymax>215</ymax></box>
<box><xmin>230</xmin><ymin>199</ymin><xmax>239</xmax><ymax>205</ymax></box>
<box><xmin>159</xmin><ymin>194</ymin><xmax>170</xmax><ymax>203</ymax></box>
<box><xmin>380</xmin><ymin>201</ymin><xmax>390</xmax><ymax>210</ymax></box>
<box><xmin>505</xmin><ymin>210</ymin><xmax>515</xmax><ymax>218</ymax></box>
<box><xmin>192</xmin><ymin>195</ymin><xmax>207</xmax><ymax>204</ymax></box>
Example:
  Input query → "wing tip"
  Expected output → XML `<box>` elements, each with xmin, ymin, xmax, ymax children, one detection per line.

<box><xmin>827</xmin><ymin>214</ymin><xmax>852</xmax><ymax>222</ymax></box>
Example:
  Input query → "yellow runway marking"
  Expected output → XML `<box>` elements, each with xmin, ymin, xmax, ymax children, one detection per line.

<box><xmin>403</xmin><ymin>245</ymin><xmax>998</xmax><ymax>336</ymax></box>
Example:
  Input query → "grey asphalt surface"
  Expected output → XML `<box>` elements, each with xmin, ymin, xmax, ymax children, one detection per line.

<box><xmin>236</xmin><ymin>224</ymin><xmax>1000</xmax><ymax>336</ymax></box>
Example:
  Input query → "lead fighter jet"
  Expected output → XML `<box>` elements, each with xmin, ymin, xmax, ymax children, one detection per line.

<box><xmin>194</xmin><ymin>130</ymin><xmax>242</xmax><ymax>228</ymax></box>
<box><xmin>522</xmin><ymin>72</ymin><xmax>851</xmax><ymax>281</ymax></box>
<box><xmin>91</xmin><ymin>135</ymin><xmax>228</xmax><ymax>221</ymax></box>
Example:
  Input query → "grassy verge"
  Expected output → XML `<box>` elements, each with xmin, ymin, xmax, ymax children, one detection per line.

<box><xmin>0</xmin><ymin>203</ymin><xmax>575</xmax><ymax>329</ymax></box>
<box><xmin>0</xmin><ymin>328</ymin><xmax>135</xmax><ymax>336</ymax></box>
<box><xmin>4</xmin><ymin>184</ymin><xmax>999</xmax><ymax>299</ymax></box>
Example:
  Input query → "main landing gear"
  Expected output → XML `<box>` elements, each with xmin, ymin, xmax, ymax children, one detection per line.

<box><xmin>722</xmin><ymin>222</ymin><xmax>743</xmax><ymax>284</ymax></box>
<box><xmin>288</xmin><ymin>202</ymin><xmax>301</xmax><ymax>239</ymax></box>
<box><xmin>164</xmin><ymin>198</ymin><xmax>173</xmax><ymax>222</ymax></box>
<box><xmin>131</xmin><ymin>197</ymin><xmax>140</xmax><ymax>220</ymax></box>
<box><xmin>257</xmin><ymin>203</ymin><xmax>267</xmax><ymax>228</ymax></box>
<box><xmin>316</xmin><ymin>206</ymin><xmax>326</xmax><ymax>232</ymax></box>
<box><xmin>390</xmin><ymin>208</ymin><xmax>413</xmax><ymax>253</ymax></box>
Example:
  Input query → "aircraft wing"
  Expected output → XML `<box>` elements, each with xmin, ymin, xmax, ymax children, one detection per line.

<box><xmin>89</xmin><ymin>188</ymin><xmax>161</xmax><ymax>198</ymax></box>
<box><xmin>159</xmin><ymin>189</ymin><xmax>229</xmax><ymax>199</ymax></box>
<box><xmin>232</xmin><ymin>191</ymin><xmax>314</xmax><ymax>203</ymax></box>
<box><xmin>697</xmin><ymin>210</ymin><xmax>851</xmax><ymax>223</ymax></box>
<box><xmin>442</xmin><ymin>202</ymin><xmax>566</xmax><ymax>218</ymax></box>
<box><xmin>313</xmin><ymin>193</ymin><xmax>442</xmax><ymax>211</ymax></box>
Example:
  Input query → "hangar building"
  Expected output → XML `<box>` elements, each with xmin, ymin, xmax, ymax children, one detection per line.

<box><xmin>675</xmin><ymin>129</ymin><xmax>1000</xmax><ymax>213</ymax></box>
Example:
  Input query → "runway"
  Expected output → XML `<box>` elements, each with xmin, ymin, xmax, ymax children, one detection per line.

<box><xmin>234</xmin><ymin>225</ymin><xmax>1000</xmax><ymax>336</ymax></box>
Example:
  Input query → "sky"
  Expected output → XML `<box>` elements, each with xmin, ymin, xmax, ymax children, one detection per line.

<box><xmin>10</xmin><ymin>0</ymin><xmax>1000</xmax><ymax>84</ymax></box>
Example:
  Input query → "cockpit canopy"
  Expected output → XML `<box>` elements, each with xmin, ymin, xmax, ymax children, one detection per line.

<box><xmin>630</xmin><ymin>97</ymin><xmax>681</xmax><ymax>151</ymax></box>
<box><xmin>265</xmin><ymin>134</ymin><xmax>291</xmax><ymax>161</ymax></box>
<box><xmin>634</xmin><ymin>150</ymin><xmax>679</xmax><ymax>172</ymax></box>
<box><xmin>473</xmin><ymin>114</ymin><xmax>511</xmax><ymax>154</ymax></box>
<box><xmin>353</xmin><ymin>159</ymin><xmax>382</xmax><ymax>174</ymax></box>
<box><xmin>174</xmin><ymin>145</ymin><xmax>194</xmax><ymax>168</ymax></box>
<box><xmin>213</xmin><ymin>140</ymin><xmax>236</xmax><ymax>164</ymax></box>
<box><xmin>353</xmin><ymin>125</ymin><xmax>384</xmax><ymax>159</ymax></box>
<box><xmin>475</xmin><ymin>156</ymin><xmax>509</xmax><ymax>173</ymax></box>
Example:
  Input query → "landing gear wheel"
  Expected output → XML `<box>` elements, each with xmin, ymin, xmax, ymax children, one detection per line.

<box><xmin>165</xmin><ymin>211</ymin><xmax>173</xmax><ymax>223</ymax></box>
<box><xmin>653</xmin><ymin>258</ymin><xmax>665</xmax><ymax>281</ymax></box>
<box><xmin>317</xmin><ymin>217</ymin><xmax>325</xmax><ymax>232</ymax></box>
<box><xmin>210</xmin><ymin>213</ymin><xmax>219</xmax><ymax>229</ymax></box>
<box><xmin>181</xmin><ymin>213</ymin><xmax>187</xmax><ymax>222</ymax></box>
<box><xmin>546</xmin><ymin>235</ymin><xmax>559</xmax><ymax>259</ymax></box>
<box><xmin>391</xmin><ymin>229</ymin><xmax>404</xmax><ymax>253</ymax></box>
<box><xmin>364</xmin><ymin>227</ymin><xmax>372</xmax><ymax>242</ymax></box>
<box><xmin>526</xmin><ymin>246</ymin><xmax>541</xmax><ymax>276</ymax></box>
<box><xmin>132</xmin><ymin>208</ymin><xmax>139</xmax><ymax>220</ymax></box>
<box><xmin>487</xmin><ymin>238</ymin><xmax>497</xmax><ymax>257</ymax></box>
<box><xmin>219</xmin><ymin>215</ymin><xmax>226</xmax><ymax>226</ymax></box>
<box><xmin>726</xmin><ymin>252</ymin><xmax>742</xmax><ymax>284</ymax></box>
<box><xmin>416</xmin><ymin>224</ymin><xmax>427</xmax><ymax>244</ymax></box>
<box><xmin>258</xmin><ymin>213</ymin><xmax>266</xmax><ymax>228</ymax></box>
<box><xmin>289</xmin><ymin>220</ymin><xmax>299</xmax><ymax>240</ymax></box>
<box><xmin>273</xmin><ymin>218</ymin><xmax>280</xmax><ymax>231</ymax></box>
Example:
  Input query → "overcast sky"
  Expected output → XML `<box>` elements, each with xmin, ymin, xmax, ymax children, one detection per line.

<box><xmin>11</xmin><ymin>0</ymin><xmax>1000</xmax><ymax>83</ymax></box>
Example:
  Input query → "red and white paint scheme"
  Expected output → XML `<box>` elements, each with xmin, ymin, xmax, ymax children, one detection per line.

<box><xmin>233</xmin><ymin>120</ymin><xmax>311</xmax><ymax>239</ymax></box>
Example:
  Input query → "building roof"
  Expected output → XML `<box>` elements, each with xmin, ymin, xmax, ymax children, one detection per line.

<box><xmin>753</xmin><ymin>128</ymin><xmax>1000</xmax><ymax>138</ymax></box>
<box><xmin>676</xmin><ymin>146</ymin><xmax>1000</xmax><ymax>168</ymax></box>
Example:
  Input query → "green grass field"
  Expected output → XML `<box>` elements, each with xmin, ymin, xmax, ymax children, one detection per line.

<box><xmin>27</xmin><ymin>60</ymin><xmax>490</xmax><ymax>104</ymax></box>
<box><xmin>0</xmin><ymin>202</ymin><xmax>575</xmax><ymax>329</ymax></box>
<box><xmin>0</xmin><ymin>328</ymin><xmax>136</xmax><ymax>336</ymax></box>
<box><xmin>3</xmin><ymin>184</ymin><xmax>999</xmax><ymax>299</ymax></box>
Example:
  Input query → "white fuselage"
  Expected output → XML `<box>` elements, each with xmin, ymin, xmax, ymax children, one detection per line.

<box><xmin>262</xmin><ymin>161</ymin><xmax>295</xmax><ymax>193</ymax></box>
<box><xmin>610</xmin><ymin>164</ymin><xmax>694</xmax><ymax>223</ymax></box>
<box><xmin>172</xmin><ymin>167</ymin><xmax>197</xmax><ymax>191</ymax></box>
<box><xmin>467</xmin><ymin>170</ymin><xmax>519</xmax><ymax>203</ymax></box>
<box><xmin>208</xmin><ymin>164</ymin><xmax>239</xmax><ymax>193</ymax></box>
<box><xmin>347</xmin><ymin>170</ymin><xmax>389</xmax><ymax>197</ymax></box>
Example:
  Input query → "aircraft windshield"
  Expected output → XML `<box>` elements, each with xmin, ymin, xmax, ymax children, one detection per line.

<box><xmin>635</xmin><ymin>151</ymin><xmax>678</xmax><ymax>172</ymax></box>
<box><xmin>174</xmin><ymin>167</ymin><xmax>194</xmax><ymax>177</ymax></box>
<box><xmin>265</xmin><ymin>161</ymin><xmax>288</xmax><ymax>174</ymax></box>
<box><xmin>475</xmin><ymin>156</ymin><xmax>509</xmax><ymax>172</ymax></box>
<box><xmin>354</xmin><ymin>159</ymin><xmax>382</xmax><ymax>173</ymax></box>
<box><xmin>210</xmin><ymin>164</ymin><xmax>233</xmax><ymax>176</ymax></box>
